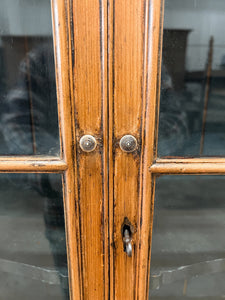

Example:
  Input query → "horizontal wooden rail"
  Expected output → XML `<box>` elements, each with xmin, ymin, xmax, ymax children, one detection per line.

<box><xmin>150</xmin><ymin>158</ymin><xmax>225</xmax><ymax>174</ymax></box>
<box><xmin>0</xmin><ymin>156</ymin><xmax>67</xmax><ymax>173</ymax></box>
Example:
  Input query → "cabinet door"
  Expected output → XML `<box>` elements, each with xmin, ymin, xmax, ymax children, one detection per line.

<box><xmin>53</xmin><ymin>0</ymin><xmax>225</xmax><ymax>299</ymax></box>
<box><xmin>52</xmin><ymin>0</ymin><xmax>163</xmax><ymax>299</ymax></box>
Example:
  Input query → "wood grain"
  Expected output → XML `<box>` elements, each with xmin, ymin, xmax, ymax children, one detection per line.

<box><xmin>108</xmin><ymin>0</ymin><xmax>145</xmax><ymax>299</ymax></box>
<box><xmin>52</xmin><ymin>1</ymin><xmax>225</xmax><ymax>299</ymax></box>
<box><xmin>71</xmin><ymin>0</ymin><xmax>108</xmax><ymax>299</ymax></box>
<box><xmin>1</xmin><ymin>0</ymin><xmax>224</xmax><ymax>299</ymax></box>
<box><xmin>52</xmin><ymin>1</ymin><xmax>81</xmax><ymax>299</ymax></box>
<box><xmin>0</xmin><ymin>157</ymin><xmax>67</xmax><ymax>172</ymax></box>
<box><xmin>135</xmin><ymin>1</ymin><xmax>164</xmax><ymax>299</ymax></box>
<box><xmin>53</xmin><ymin>1</ymin><xmax>109</xmax><ymax>299</ymax></box>
<box><xmin>155</xmin><ymin>157</ymin><xmax>225</xmax><ymax>163</ymax></box>
<box><xmin>150</xmin><ymin>161</ymin><xmax>225</xmax><ymax>174</ymax></box>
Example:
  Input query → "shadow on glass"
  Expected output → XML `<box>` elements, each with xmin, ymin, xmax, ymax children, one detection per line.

<box><xmin>0</xmin><ymin>0</ymin><xmax>60</xmax><ymax>155</ymax></box>
<box><xmin>149</xmin><ymin>175</ymin><xmax>225</xmax><ymax>299</ymax></box>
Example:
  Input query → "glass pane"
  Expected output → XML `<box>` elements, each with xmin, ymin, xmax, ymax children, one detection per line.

<box><xmin>0</xmin><ymin>174</ymin><xmax>69</xmax><ymax>299</ymax></box>
<box><xmin>158</xmin><ymin>0</ymin><xmax>225</xmax><ymax>157</ymax></box>
<box><xmin>0</xmin><ymin>0</ymin><xmax>60</xmax><ymax>155</ymax></box>
<box><xmin>149</xmin><ymin>176</ymin><xmax>225</xmax><ymax>299</ymax></box>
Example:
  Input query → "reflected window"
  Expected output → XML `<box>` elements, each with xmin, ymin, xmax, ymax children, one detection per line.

<box><xmin>149</xmin><ymin>175</ymin><xmax>225</xmax><ymax>299</ymax></box>
<box><xmin>158</xmin><ymin>0</ymin><xmax>225</xmax><ymax>157</ymax></box>
<box><xmin>0</xmin><ymin>174</ymin><xmax>69</xmax><ymax>299</ymax></box>
<box><xmin>0</xmin><ymin>0</ymin><xmax>60</xmax><ymax>155</ymax></box>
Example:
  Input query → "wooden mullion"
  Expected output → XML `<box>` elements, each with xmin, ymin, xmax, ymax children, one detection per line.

<box><xmin>109</xmin><ymin>0</ymin><xmax>149</xmax><ymax>298</ymax></box>
<box><xmin>150</xmin><ymin>159</ymin><xmax>225</xmax><ymax>174</ymax></box>
<box><xmin>135</xmin><ymin>0</ymin><xmax>164</xmax><ymax>299</ymax></box>
<box><xmin>0</xmin><ymin>156</ymin><xmax>64</xmax><ymax>161</ymax></box>
<box><xmin>53</xmin><ymin>0</ymin><xmax>110</xmax><ymax>299</ymax></box>
<box><xmin>52</xmin><ymin>0</ymin><xmax>81</xmax><ymax>299</ymax></box>
<box><xmin>0</xmin><ymin>157</ymin><xmax>67</xmax><ymax>172</ymax></box>
<box><xmin>108</xmin><ymin>0</ymin><xmax>114</xmax><ymax>298</ymax></box>
<box><xmin>155</xmin><ymin>157</ymin><xmax>225</xmax><ymax>164</ymax></box>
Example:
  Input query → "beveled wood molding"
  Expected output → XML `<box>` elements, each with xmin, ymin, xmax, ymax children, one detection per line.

<box><xmin>150</xmin><ymin>158</ymin><xmax>225</xmax><ymax>174</ymax></box>
<box><xmin>155</xmin><ymin>157</ymin><xmax>225</xmax><ymax>163</ymax></box>
<box><xmin>135</xmin><ymin>0</ymin><xmax>165</xmax><ymax>299</ymax></box>
<box><xmin>108</xmin><ymin>0</ymin><xmax>146</xmax><ymax>298</ymax></box>
<box><xmin>52</xmin><ymin>0</ymin><xmax>82</xmax><ymax>299</ymax></box>
<box><xmin>0</xmin><ymin>156</ymin><xmax>67</xmax><ymax>172</ymax></box>
<box><xmin>52</xmin><ymin>0</ymin><xmax>108</xmax><ymax>299</ymax></box>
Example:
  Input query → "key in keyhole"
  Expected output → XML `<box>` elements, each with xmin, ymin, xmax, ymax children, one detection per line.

<box><xmin>123</xmin><ymin>228</ymin><xmax>132</xmax><ymax>257</ymax></box>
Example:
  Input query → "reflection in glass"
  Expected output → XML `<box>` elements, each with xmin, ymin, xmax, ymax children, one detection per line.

<box><xmin>0</xmin><ymin>0</ymin><xmax>60</xmax><ymax>155</ymax></box>
<box><xmin>158</xmin><ymin>0</ymin><xmax>225</xmax><ymax>156</ymax></box>
<box><xmin>149</xmin><ymin>176</ymin><xmax>225</xmax><ymax>299</ymax></box>
<box><xmin>0</xmin><ymin>174</ymin><xmax>69</xmax><ymax>299</ymax></box>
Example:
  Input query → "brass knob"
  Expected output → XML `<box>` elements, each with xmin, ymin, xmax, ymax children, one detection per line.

<box><xmin>79</xmin><ymin>135</ymin><xmax>97</xmax><ymax>152</ymax></box>
<box><xmin>119</xmin><ymin>135</ymin><xmax>137</xmax><ymax>153</ymax></box>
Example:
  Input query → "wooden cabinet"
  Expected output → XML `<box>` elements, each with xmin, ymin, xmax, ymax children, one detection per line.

<box><xmin>1</xmin><ymin>0</ymin><xmax>225</xmax><ymax>299</ymax></box>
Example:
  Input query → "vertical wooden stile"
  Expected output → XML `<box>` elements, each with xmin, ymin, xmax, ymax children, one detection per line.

<box><xmin>108</xmin><ymin>0</ymin><xmax>146</xmax><ymax>299</ymax></box>
<box><xmin>52</xmin><ymin>0</ymin><xmax>81</xmax><ymax>299</ymax></box>
<box><xmin>52</xmin><ymin>0</ymin><xmax>109</xmax><ymax>299</ymax></box>
<box><xmin>136</xmin><ymin>1</ymin><xmax>164</xmax><ymax>299</ymax></box>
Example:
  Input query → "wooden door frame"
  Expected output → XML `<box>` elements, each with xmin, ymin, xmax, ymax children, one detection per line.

<box><xmin>51</xmin><ymin>0</ymin><xmax>166</xmax><ymax>299</ymax></box>
<box><xmin>52</xmin><ymin>0</ymin><xmax>108</xmax><ymax>299</ymax></box>
<box><xmin>50</xmin><ymin>1</ymin><xmax>164</xmax><ymax>299</ymax></box>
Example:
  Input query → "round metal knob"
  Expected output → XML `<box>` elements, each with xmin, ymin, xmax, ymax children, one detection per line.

<box><xmin>79</xmin><ymin>135</ymin><xmax>97</xmax><ymax>152</ymax></box>
<box><xmin>119</xmin><ymin>135</ymin><xmax>137</xmax><ymax>153</ymax></box>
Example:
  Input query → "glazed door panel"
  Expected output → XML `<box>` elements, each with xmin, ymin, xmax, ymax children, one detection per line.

<box><xmin>0</xmin><ymin>1</ymin><xmax>69</xmax><ymax>299</ymax></box>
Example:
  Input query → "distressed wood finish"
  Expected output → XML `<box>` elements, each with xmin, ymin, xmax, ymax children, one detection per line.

<box><xmin>155</xmin><ymin>158</ymin><xmax>225</xmax><ymax>163</ymax></box>
<box><xmin>135</xmin><ymin>1</ymin><xmax>164</xmax><ymax>299</ymax></box>
<box><xmin>0</xmin><ymin>157</ymin><xmax>67</xmax><ymax>172</ymax></box>
<box><xmin>71</xmin><ymin>0</ymin><xmax>108</xmax><ymax>299</ymax></box>
<box><xmin>52</xmin><ymin>1</ymin><xmax>81</xmax><ymax>299</ymax></box>
<box><xmin>53</xmin><ymin>1</ymin><xmax>109</xmax><ymax>299</ymax></box>
<box><xmin>108</xmin><ymin>1</ymin><xmax>146</xmax><ymax>299</ymax></box>
<box><xmin>151</xmin><ymin>159</ymin><xmax>225</xmax><ymax>174</ymax></box>
<box><xmin>2</xmin><ymin>0</ymin><xmax>225</xmax><ymax>299</ymax></box>
<box><xmin>51</xmin><ymin>1</ymin><xmax>225</xmax><ymax>299</ymax></box>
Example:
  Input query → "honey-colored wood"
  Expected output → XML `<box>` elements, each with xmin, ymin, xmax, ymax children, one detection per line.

<box><xmin>52</xmin><ymin>1</ymin><xmax>81</xmax><ymax>299</ymax></box>
<box><xmin>108</xmin><ymin>1</ymin><xmax>146</xmax><ymax>299</ymax></box>
<box><xmin>0</xmin><ymin>157</ymin><xmax>67</xmax><ymax>172</ymax></box>
<box><xmin>53</xmin><ymin>0</ymin><xmax>109</xmax><ymax>299</ymax></box>
<box><xmin>2</xmin><ymin>0</ymin><xmax>225</xmax><ymax>299</ymax></box>
<box><xmin>108</xmin><ymin>2</ymin><xmax>114</xmax><ymax>299</ymax></box>
<box><xmin>155</xmin><ymin>157</ymin><xmax>225</xmax><ymax>163</ymax></box>
<box><xmin>51</xmin><ymin>1</ymin><xmax>225</xmax><ymax>299</ymax></box>
<box><xmin>71</xmin><ymin>1</ymin><xmax>108</xmax><ymax>299</ymax></box>
<box><xmin>51</xmin><ymin>1</ymin><xmax>165</xmax><ymax>299</ymax></box>
<box><xmin>150</xmin><ymin>159</ymin><xmax>225</xmax><ymax>174</ymax></box>
<box><xmin>135</xmin><ymin>1</ymin><xmax>164</xmax><ymax>299</ymax></box>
